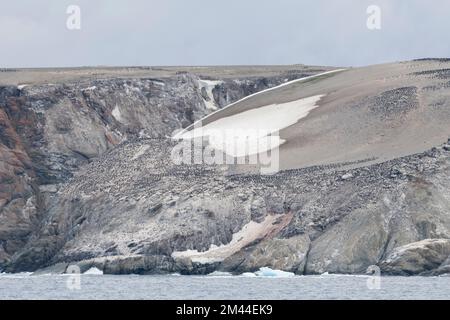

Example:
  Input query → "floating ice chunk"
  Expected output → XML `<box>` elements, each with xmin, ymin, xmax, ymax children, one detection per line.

<box><xmin>207</xmin><ymin>271</ymin><xmax>233</xmax><ymax>277</ymax></box>
<box><xmin>241</xmin><ymin>272</ymin><xmax>257</xmax><ymax>277</ymax></box>
<box><xmin>83</xmin><ymin>267</ymin><xmax>103</xmax><ymax>275</ymax></box>
<box><xmin>254</xmin><ymin>267</ymin><xmax>295</xmax><ymax>277</ymax></box>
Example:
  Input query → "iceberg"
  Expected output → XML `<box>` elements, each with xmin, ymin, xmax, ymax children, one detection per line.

<box><xmin>240</xmin><ymin>272</ymin><xmax>257</xmax><ymax>277</ymax></box>
<box><xmin>83</xmin><ymin>267</ymin><xmax>103</xmax><ymax>275</ymax></box>
<box><xmin>207</xmin><ymin>271</ymin><xmax>233</xmax><ymax>277</ymax></box>
<box><xmin>254</xmin><ymin>267</ymin><xmax>295</xmax><ymax>277</ymax></box>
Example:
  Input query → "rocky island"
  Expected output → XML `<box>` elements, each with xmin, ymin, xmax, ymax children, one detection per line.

<box><xmin>1</xmin><ymin>60</ymin><xmax>449</xmax><ymax>276</ymax></box>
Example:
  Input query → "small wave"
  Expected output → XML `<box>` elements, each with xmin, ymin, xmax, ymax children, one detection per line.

<box><xmin>0</xmin><ymin>272</ymin><xmax>33</xmax><ymax>278</ymax></box>
<box><xmin>240</xmin><ymin>272</ymin><xmax>257</xmax><ymax>277</ymax></box>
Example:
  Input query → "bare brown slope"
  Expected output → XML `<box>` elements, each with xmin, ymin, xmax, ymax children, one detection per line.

<box><xmin>181</xmin><ymin>60</ymin><xmax>450</xmax><ymax>171</ymax></box>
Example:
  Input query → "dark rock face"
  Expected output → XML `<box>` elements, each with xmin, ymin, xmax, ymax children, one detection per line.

<box><xmin>0</xmin><ymin>87</ymin><xmax>41</xmax><ymax>266</ymax></box>
<box><xmin>211</xmin><ymin>72</ymin><xmax>316</xmax><ymax>108</ymax></box>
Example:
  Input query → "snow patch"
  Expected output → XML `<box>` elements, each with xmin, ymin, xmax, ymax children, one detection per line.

<box><xmin>175</xmin><ymin>95</ymin><xmax>324</xmax><ymax>157</ymax></box>
<box><xmin>123</xmin><ymin>83</ymin><xmax>141</xmax><ymax>94</ymax></box>
<box><xmin>0</xmin><ymin>272</ymin><xmax>32</xmax><ymax>278</ymax></box>
<box><xmin>112</xmin><ymin>105</ymin><xmax>122</xmax><ymax>122</ymax></box>
<box><xmin>152</xmin><ymin>80</ymin><xmax>166</xmax><ymax>86</ymax></box>
<box><xmin>198</xmin><ymin>79</ymin><xmax>222</xmax><ymax>110</ymax></box>
<box><xmin>176</xmin><ymin>69</ymin><xmax>345</xmax><ymax>139</ymax></box>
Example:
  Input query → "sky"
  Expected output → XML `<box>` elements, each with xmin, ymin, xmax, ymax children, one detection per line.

<box><xmin>1</xmin><ymin>0</ymin><xmax>449</xmax><ymax>68</ymax></box>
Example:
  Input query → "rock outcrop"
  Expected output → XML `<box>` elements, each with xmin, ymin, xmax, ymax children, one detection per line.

<box><xmin>380</xmin><ymin>239</ymin><xmax>450</xmax><ymax>275</ymax></box>
<box><xmin>0</xmin><ymin>66</ymin><xmax>329</xmax><ymax>269</ymax></box>
<box><xmin>4</xmin><ymin>138</ymin><xmax>449</xmax><ymax>275</ymax></box>
<box><xmin>1</xmin><ymin>62</ymin><xmax>450</xmax><ymax>276</ymax></box>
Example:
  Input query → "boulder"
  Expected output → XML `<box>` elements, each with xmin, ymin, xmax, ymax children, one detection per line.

<box><xmin>220</xmin><ymin>234</ymin><xmax>310</xmax><ymax>274</ymax></box>
<box><xmin>380</xmin><ymin>239</ymin><xmax>450</xmax><ymax>275</ymax></box>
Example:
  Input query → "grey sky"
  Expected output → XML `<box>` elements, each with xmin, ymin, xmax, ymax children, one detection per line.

<box><xmin>1</xmin><ymin>0</ymin><xmax>449</xmax><ymax>68</ymax></box>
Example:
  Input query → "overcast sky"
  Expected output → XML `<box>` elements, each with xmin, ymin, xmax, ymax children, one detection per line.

<box><xmin>1</xmin><ymin>0</ymin><xmax>449</xmax><ymax>68</ymax></box>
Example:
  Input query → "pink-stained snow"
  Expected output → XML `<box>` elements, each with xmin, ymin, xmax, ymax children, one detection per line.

<box><xmin>171</xmin><ymin>214</ymin><xmax>287</xmax><ymax>264</ymax></box>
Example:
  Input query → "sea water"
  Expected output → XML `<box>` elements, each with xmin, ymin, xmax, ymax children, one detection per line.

<box><xmin>0</xmin><ymin>271</ymin><xmax>449</xmax><ymax>299</ymax></box>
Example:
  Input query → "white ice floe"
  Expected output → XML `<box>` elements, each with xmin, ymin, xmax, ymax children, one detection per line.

<box><xmin>171</xmin><ymin>215</ymin><xmax>281</xmax><ymax>264</ymax></box>
<box><xmin>175</xmin><ymin>94</ymin><xmax>324</xmax><ymax>157</ymax></box>
<box><xmin>207</xmin><ymin>271</ymin><xmax>233</xmax><ymax>277</ymax></box>
<box><xmin>17</xmin><ymin>84</ymin><xmax>28</xmax><ymax>90</ymax></box>
<box><xmin>254</xmin><ymin>267</ymin><xmax>295</xmax><ymax>277</ymax></box>
<box><xmin>83</xmin><ymin>267</ymin><xmax>103</xmax><ymax>275</ymax></box>
<box><xmin>207</xmin><ymin>269</ymin><xmax>296</xmax><ymax>278</ymax></box>
<box><xmin>241</xmin><ymin>272</ymin><xmax>257</xmax><ymax>277</ymax></box>
<box><xmin>239</xmin><ymin>268</ymin><xmax>295</xmax><ymax>277</ymax></box>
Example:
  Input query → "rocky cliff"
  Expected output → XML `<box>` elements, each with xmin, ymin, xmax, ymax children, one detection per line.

<box><xmin>1</xmin><ymin>62</ymin><xmax>449</xmax><ymax>276</ymax></box>
<box><xmin>0</xmin><ymin>65</ymin><xmax>330</xmax><ymax>269</ymax></box>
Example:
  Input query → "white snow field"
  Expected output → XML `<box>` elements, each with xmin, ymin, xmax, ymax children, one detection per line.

<box><xmin>174</xmin><ymin>69</ymin><xmax>345</xmax><ymax>139</ymax></box>
<box><xmin>175</xmin><ymin>94</ymin><xmax>324</xmax><ymax>157</ymax></box>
